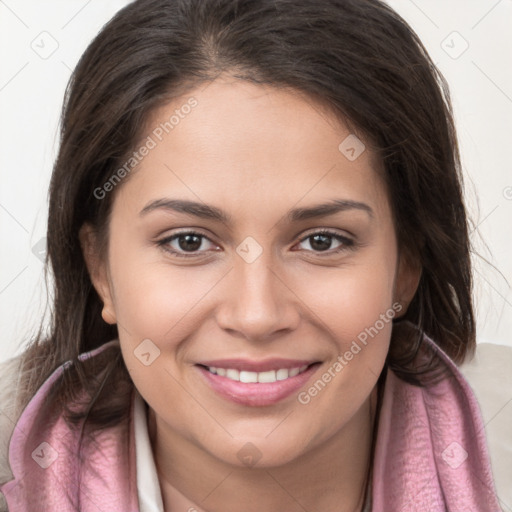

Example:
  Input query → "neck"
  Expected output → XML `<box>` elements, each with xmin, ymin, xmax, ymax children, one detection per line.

<box><xmin>149</xmin><ymin>386</ymin><xmax>378</xmax><ymax>512</ymax></box>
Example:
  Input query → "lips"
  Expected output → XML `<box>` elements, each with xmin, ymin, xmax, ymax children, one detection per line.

<box><xmin>196</xmin><ymin>358</ymin><xmax>321</xmax><ymax>407</ymax></box>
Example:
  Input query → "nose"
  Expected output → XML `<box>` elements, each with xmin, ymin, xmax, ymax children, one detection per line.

<box><xmin>215</xmin><ymin>251</ymin><xmax>301</xmax><ymax>343</ymax></box>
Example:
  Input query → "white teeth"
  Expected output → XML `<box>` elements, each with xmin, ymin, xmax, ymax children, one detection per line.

<box><xmin>206</xmin><ymin>365</ymin><xmax>309</xmax><ymax>383</ymax></box>
<box><xmin>276</xmin><ymin>369</ymin><xmax>289</xmax><ymax>381</ymax></box>
<box><xmin>288</xmin><ymin>367</ymin><xmax>300</xmax><ymax>377</ymax></box>
<box><xmin>257</xmin><ymin>370</ymin><xmax>276</xmax><ymax>383</ymax></box>
<box><xmin>239</xmin><ymin>371</ymin><xmax>258</xmax><ymax>383</ymax></box>
<box><xmin>226</xmin><ymin>369</ymin><xmax>240</xmax><ymax>380</ymax></box>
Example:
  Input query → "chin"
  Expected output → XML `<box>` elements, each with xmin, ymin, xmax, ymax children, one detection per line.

<box><xmin>206</xmin><ymin>434</ymin><xmax>310</xmax><ymax>470</ymax></box>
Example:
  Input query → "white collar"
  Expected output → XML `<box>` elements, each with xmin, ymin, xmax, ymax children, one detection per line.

<box><xmin>134</xmin><ymin>390</ymin><xmax>165</xmax><ymax>512</ymax></box>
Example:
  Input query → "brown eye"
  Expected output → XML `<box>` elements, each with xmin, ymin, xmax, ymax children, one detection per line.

<box><xmin>295</xmin><ymin>230</ymin><xmax>354</xmax><ymax>254</ymax></box>
<box><xmin>175</xmin><ymin>233</ymin><xmax>203</xmax><ymax>252</ymax></box>
<box><xmin>158</xmin><ymin>231</ymin><xmax>219</xmax><ymax>258</ymax></box>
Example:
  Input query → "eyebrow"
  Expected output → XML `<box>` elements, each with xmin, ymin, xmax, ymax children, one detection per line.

<box><xmin>139</xmin><ymin>198</ymin><xmax>373</xmax><ymax>224</ymax></box>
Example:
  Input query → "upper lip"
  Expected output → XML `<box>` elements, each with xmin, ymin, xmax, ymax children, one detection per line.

<box><xmin>197</xmin><ymin>358</ymin><xmax>318</xmax><ymax>372</ymax></box>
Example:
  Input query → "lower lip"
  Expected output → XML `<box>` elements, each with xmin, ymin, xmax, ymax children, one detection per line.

<box><xmin>196</xmin><ymin>364</ymin><xmax>320</xmax><ymax>407</ymax></box>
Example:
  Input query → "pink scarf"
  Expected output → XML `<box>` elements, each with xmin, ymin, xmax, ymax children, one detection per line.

<box><xmin>1</xmin><ymin>335</ymin><xmax>502</xmax><ymax>511</ymax></box>
<box><xmin>372</xmin><ymin>339</ymin><xmax>501</xmax><ymax>510</ymax></box>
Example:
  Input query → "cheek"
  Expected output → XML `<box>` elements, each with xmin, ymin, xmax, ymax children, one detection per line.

<box><xmin>310</xmin><ymin>277</ymin><xmax>393</xmax><ymax>375</ymax></box>
<box><xmin>294</xmin><ymin>252</ymin><xmax>396</xmax><ymax>345</ymax></box>
<box><xmin>291</xmin><ymin>252</ymin><xmax>396</xmax><ymax>410</ymax></box>
<box><xmin>107</xmin><ymin>230</ymin><xmax>216</xmax><ymax>341</ymax></box>
<box><xmin>107</xmin><ymin>239</ymin><xmax>212</xmax><ymax>423</ymax></box>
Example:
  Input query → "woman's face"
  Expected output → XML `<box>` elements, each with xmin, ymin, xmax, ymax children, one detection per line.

<box><xmin>85</xmin><ymin>75</ymin><xmax>418</xmax><ymax>468</ymax></box>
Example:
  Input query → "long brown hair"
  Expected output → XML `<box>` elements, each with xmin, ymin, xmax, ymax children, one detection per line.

<box><xmin>17</xmin><ymin>0</ymin><xmax>474</xmax><ymax>428</ymax></box>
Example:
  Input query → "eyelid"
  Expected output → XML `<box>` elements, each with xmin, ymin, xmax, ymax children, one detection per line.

<box><xmin>156</xmin><ymin>229</ymin><xmax>219</xmax><ymax>258</ymax></box>
<box><xmin>293</xmin><ymin>228</ymin><xmax>355</xmax><ymax>254</ymax></box>
<box><xmin>157</xmin><ymin>227</ymin><xmax>356</xmax><ymax>258</ymax></box>
<box><xmin>298</xmin><ymin>226</ymin><xmax>354</xmax><ymax>241</ymax></box>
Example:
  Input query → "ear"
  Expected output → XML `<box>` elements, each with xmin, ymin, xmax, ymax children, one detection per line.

<box><xmin>79</xmin><ymin>223</ymin><xmax>117</xmax><ymax>325</ymax></box>
<box><xmin>393</xmin><ymin>251</ymin><xmax>422</xmax><ymax>318</ymax></box>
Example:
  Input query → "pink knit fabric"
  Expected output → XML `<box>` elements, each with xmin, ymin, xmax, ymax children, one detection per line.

<box><xmin>372</xmin><ymin>337</ymin><xmax>502</xmax><ymax>510</ymax></box>
<box><xmin>0</xmin><ymin>335</ymin><xmax>502</xmax><ymax>511</ymax></box>
<box><xmin>0</xmin><ymin>340</ymin><xmax>139</xmax><ymax>511</ymax></box>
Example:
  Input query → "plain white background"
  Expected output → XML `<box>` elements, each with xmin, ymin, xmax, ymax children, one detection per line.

<box><xmin>0</xmin><ymin>0</ymin><xmax>511</xmax><ymax>363</ymax></box>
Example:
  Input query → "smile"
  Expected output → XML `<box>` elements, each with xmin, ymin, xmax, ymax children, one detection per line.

<box><xmin>196</xmin><ymin>359</ymin><xmax>321</xmax><ymax>406</ymax></box>
<box><xmin>206</xmin><ymin>365</ymin><xmax>309</xmax><ymax>383</ymax></box>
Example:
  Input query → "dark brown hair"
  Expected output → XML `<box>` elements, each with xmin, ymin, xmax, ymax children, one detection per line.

<box><xmin>18</xmin><ymin>0</ymin><xmax>474</xmax><ymax>427</ymax></box>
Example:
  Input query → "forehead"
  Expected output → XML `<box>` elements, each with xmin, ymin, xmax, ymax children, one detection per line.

<box><xmin>114</xmin><ymin>76</ymin><xmax>390</xmax><ymax>223</ymax></box>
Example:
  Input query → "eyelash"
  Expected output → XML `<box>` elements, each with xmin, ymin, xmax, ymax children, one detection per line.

<box><xmin>156</xmin><ymin>229</ymin><xmax>355</xmax><ymax>259</ymax></box>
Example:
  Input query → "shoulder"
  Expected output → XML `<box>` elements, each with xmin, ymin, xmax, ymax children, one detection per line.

<box><xmin>459</xmin><ymin>342</ymin><xmax>512</xmax><ymax>509</ymax></box>
<box><xmin>0</xmin><ymin>340</ymin><xmax>122</xmax><ymax>512</ymax></box>
<box><xmin>0</xmin><ymin>353</ymin><xmax>25</xmax><ymax>512</ymax></box>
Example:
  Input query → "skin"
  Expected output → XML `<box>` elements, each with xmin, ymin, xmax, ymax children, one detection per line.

<box><xmin>81</xmin><ymin>75</ymin><xmax>420</xmax><ymax>512</ymax></box>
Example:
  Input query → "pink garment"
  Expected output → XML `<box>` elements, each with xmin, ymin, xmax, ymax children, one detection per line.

<box><xmin>0</xmin><ymin>335</ymin><xmax>502</xmax><ymax>511</ymax></box>
<box><xmin>0</xmin><ymin>340</ymin><xmax>139</xmax><ymax>511</ymax></box>
<box><xmin>372</xmin><ymin>340</ymin><xmax>502</xmax><ymax>510</ymax></box>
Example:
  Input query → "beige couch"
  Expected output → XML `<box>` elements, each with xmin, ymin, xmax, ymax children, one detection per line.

<box><xmin>458</xmin><ymin>343</ymin><xmax>512</xmax><ymax>511</ymax></box>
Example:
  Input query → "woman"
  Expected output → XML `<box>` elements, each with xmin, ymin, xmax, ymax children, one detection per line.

<box><xmin>0</xmin><ymin>0</ymin><xmax>508</xmax><ymax>510</ymax></box>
